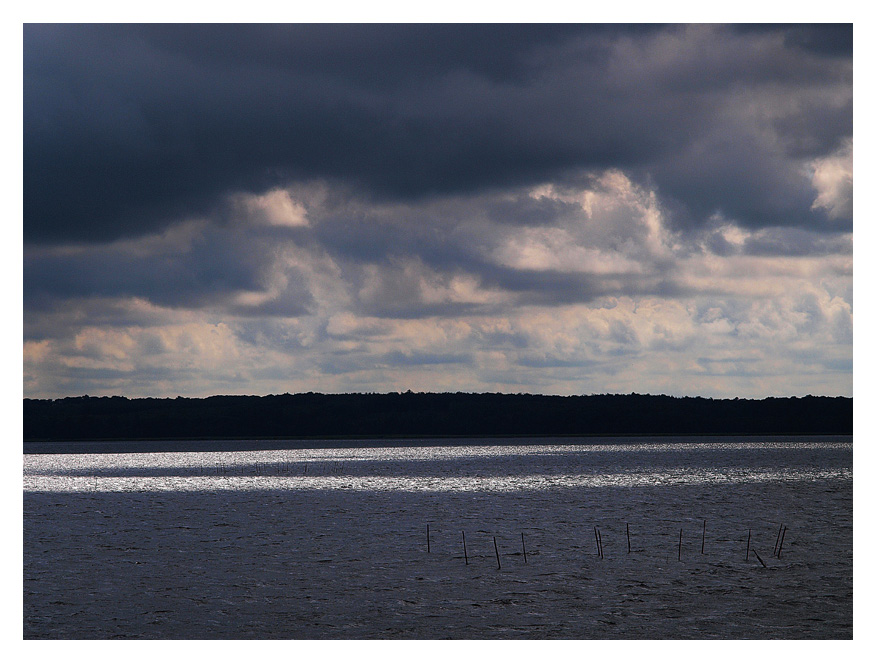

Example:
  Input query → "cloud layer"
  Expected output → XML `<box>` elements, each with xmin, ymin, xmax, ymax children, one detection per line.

<box><xmin>23</xmin><ymin>24</ymin><xmax>852</xmax><ymax>399</ymax></box>
<box><xmin>25</xmin><ymin>24</ymin><xmax>851</xmax><ymax>242</ymax></box>
<box><xmin>24</xmin><ymin>171</ymin><xmax>852</xmax><ymax>398</ymax></box>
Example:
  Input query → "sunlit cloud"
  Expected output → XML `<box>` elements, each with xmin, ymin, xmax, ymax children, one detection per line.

<box><xmin>811</xmin><ymin>138</ymin><xmax>853</xmax><ymax>220</ymax></box>
<box><xmin>229</xmin><ymin>189</ymin><xmax>310</xmax><ymax>228</ymax></box>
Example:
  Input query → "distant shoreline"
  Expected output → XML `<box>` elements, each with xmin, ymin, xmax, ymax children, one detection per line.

<box><xmin>23</xmin><ymin>392</ymin><xmax>852</xmax><ymax>448</ymax></box>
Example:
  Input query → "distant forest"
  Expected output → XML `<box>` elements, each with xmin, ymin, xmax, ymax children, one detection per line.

<box><xmin>23</xmin><ymin>392</ymin><xmax>852</xmax><ymax>441</ymax></box>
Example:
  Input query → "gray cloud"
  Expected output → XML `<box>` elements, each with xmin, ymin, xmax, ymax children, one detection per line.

<box><xmin>22</xmin><ymin>24</ymin><xmax>854</xmax><ymax>400</ymax></box>
<box><xmin>741</xmin><ymin>228</ymin><xmax>853</xmax><ymax>257</ymax></box>
<box><xmin>25</xmin><ymin>24</ymin><xmax>851</xmax><ymax>245</ymax></box>
<box><xmin>381</xmin><ymin>351</ymin><xmax>471</xmax><ymax>366</ymax></box>
<box><xmin>23</xmin><ymin>218</ymin><xmax>319</xmax><ymax>333</ymax></box>
<box><xmin>25</xmin><ymin>167</ymin><xmax>852</xmax><ymax>333</ymax></box>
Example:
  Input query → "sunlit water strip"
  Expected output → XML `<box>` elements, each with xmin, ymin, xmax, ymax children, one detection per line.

<box><xmin>24</xmin><ymin>442</ymin><xmax>852</xmax><ymax>493</ymax></box>
<box><xmin>22</xmin><ymin>441</ymin><xmax>852</xmax><ymax>468</ymax></box>
<box><xmin>23</xmin><ymin>468</ymin><xmax>851</xmax><ymax>493</ymax></box>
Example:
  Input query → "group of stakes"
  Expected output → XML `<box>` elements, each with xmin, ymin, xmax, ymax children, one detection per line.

<box><xmin>424</xmin><ymin>522</ymin><xmax>789</xmax><ymax>569</ymax></box>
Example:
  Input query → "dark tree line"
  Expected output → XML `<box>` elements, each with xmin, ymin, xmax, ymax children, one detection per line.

<box><xmin>23</xmin><ymin>392</ymin><xmax>852</xmax><ymax>442</ymax></box>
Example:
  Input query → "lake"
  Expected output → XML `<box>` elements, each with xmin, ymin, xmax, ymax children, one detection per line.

<box><xmin>23</xmin><ymin>436</ymin><xmax>852</xmax><ymax>639</ymax></box>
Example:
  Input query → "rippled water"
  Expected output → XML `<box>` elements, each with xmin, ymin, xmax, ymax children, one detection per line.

<box><xmin>24</xmin><ymin>437</ymin><xmax>852</xmax><ymax>639</ymax></box>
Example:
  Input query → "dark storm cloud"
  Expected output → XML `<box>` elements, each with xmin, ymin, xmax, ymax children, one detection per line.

<box><xmin>476</xmin><ymin>267</ymin><xmax>689</xmax><ymax>308</ymax></box>
<box><xmin>733</xmin><ymin>23</ymin><xmax>853</xmax><ymax>57</ymax></box>
<box><xmin>24</xmin><ymin>23</ymin><xmax>851</xmax><ymax>244</ymax></box>
<box><xmin>307</xmin><ymin>188</ymin><xmax>579</xmax><ymax>275</ymax></box>
<box><xmin>741</xmin><ymin>228</ymin><xmax>853</xmax><ymax>257</ymax></box>
<box><xmin>24</xmin><ymin>297</ymin><xmax>161</xmax><ymax>342</ymax></box>
<box><xmin>23</xmin><ymin>225</ymin><xmax>314</xmax><ymax>318</ymax></box>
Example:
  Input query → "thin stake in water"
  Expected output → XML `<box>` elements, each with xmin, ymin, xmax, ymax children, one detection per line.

<box><xmin>752</xmin><ymin>548</ymin><xmax>767</xmax><ymax>568</ymax></box>
<box><xmin>462</xmin><ymin>530</ymin><xmax>468</xmax><ymax>565</ymax></box>
<box><xmin>494</xmin><ymin>536</ymin><xmax>501</xmax><ymax>570</ymax></box>
<box><xmin>746</xmin><ymin>529</ymin><xmax>751</xmax><ymax>561</ymax></box>
<box><xmin>627</xmin><ymin>522</ymin><xmax>631</xmax><ymax>554</ymax></box>
<box><xmin>702</xmin><ymin>520</ymin><xmax>706</xmax><ymax>555</ymax></box>
<box><xmin>777</xmin><ymin>526</ymin><xmax>787</xmax><ymax>559</ymax></box>
<box><xmin>678</xmin><ymin>528</ymin><xmax>683</xmax><ymax>561</ymax></box>
<box><xmin>521</xmin><ymin>533</ymin><xmax>528</xmax><ymax>564</ymax></box>
<box><xmin>594</xmin><ymin>526</ymin><xmax>601</xmax><ymax>558</ymax></box>
<box><xmin>774</xmin><ymin>524</ymin><xmax>783</xmax><ymax>556</ymax></box>
<box><xmin>427</xmin><ymin>524</ymin><xmax>430</xmax><ymax>553</ymax></box>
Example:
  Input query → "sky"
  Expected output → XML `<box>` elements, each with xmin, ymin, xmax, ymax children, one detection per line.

<box><xmin>22</xmin><ymin>23</ymin><xmax>853</xmax><ymax>399</ymax></box>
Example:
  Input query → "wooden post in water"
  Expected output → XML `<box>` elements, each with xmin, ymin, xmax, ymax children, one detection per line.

<box><xmin>427</xmin><ymin>524</ymin><xmax>430</xmax><ymax>553</ymax></box>
<box><xmin>701</xmin><ymin>520</ymin><xmax>706</xmax><ymax>555</ymax></box>
<box><xmin>521</xmin><ymin>533</ymin><xmax>528</xmax><ymax>564</ymax></box>
<box><xmin>462</xmin><ymin>531</ymin><xmax>468</xmax><ymax>565</ymax></box>
<box><xmin>494</xmin><ymin>536</ymin><xmax>501</xmax><ymax>570</ymax></box>
<box><xmin>746</xmin><ymin>529</ymin><xmax>751</xmax><ymax>561</ymax></box>
<box><xmin>752</xmin><ymin>548</ymin><xmax>767</xmax><ymax>568</ymax></box>
<box><xmin>777</xmin><ymin>526</ymin><xmax>787</xmax><ymax>559</ymax></box>
<box><xmin>627</xmin><ymin>522</ymin><xmax>631</xmax><ymax>554</ymax></box>
<box><xmin>594</xmin><ymin>526</ymin><xmax>601</xmax><ymax>558</ymax></box>
<box><xmin>678</xmin><ymin>528</ymin><xmax>683</xmax><ymax>561</ymax></box>
<box><xmin>774</xmin><ymin>524</ymin><xmax>784</xmax><ymax>557</ymax></box>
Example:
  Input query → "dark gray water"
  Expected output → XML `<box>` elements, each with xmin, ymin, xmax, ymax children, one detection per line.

<box><xmin>23</xmin><ymin>437</ymin><xmax>852</xmax><ymax>639</ymax></box>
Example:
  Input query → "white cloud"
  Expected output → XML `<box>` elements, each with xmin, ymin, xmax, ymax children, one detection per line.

<box><xmin>493</xmin><ymin>228</ymin><xmax>646</xmax><ymax>274</ymax></box>
<box><xmin>811</xmin><ymin>138</ymin><xmax>853</xmax><ymax>220</ymax></box>
<box><xmin>230</xmin><ymin>188</ymin><xmax>310</xmax><ymax>227</ymax></box>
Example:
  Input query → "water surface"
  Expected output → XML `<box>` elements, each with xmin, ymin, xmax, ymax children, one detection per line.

<box><xmin>24</xmin><ymin>437</ymin><xmax>852</xmax><ymax>639</ymax></box>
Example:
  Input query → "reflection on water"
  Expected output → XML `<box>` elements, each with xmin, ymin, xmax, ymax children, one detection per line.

<box><xmin>24</xmin><ymin>441</ymin><xmax>852</xmax><ymax>493</ymax></box>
